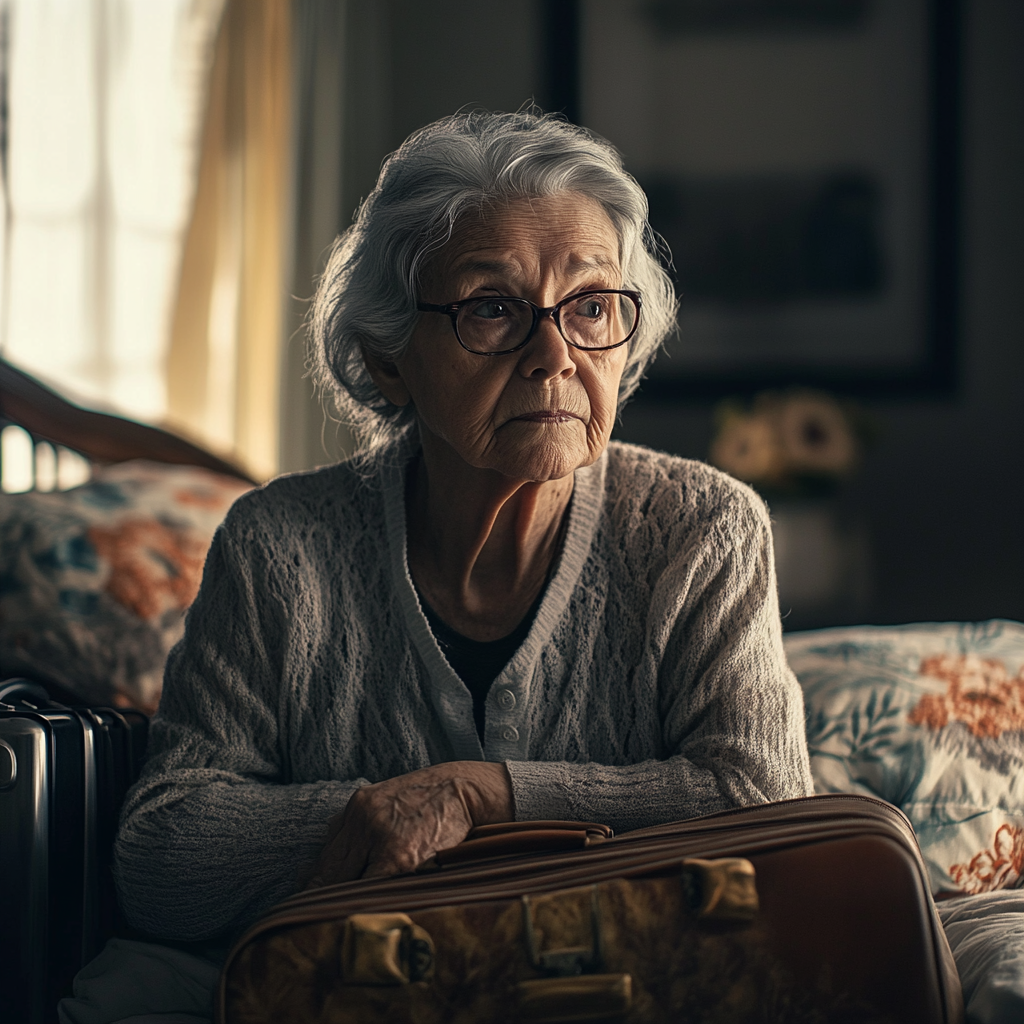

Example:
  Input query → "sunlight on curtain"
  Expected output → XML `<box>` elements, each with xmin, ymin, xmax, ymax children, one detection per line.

<box><xmin>165</xmin><ymin>0</ymin><xmax>291</xmax><ymax>481</ymax></box>
<box><xmin>0</xmin><ymin>0</ymin><xmax>224</xmax><ymax>423</ymax></box>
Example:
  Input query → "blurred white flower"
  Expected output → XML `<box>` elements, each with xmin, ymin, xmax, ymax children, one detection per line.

<box><xmin>775</xmin><ymin>391</ymin><xmax>858</xmax><ymax>476</ymax></box>
<box><xmin>709</xmin><ymin>389</ymin><xmax>863</xmax><ymax>492</ymax></box>
<box><xmin>709</xmin><ymin>411</ymin><xmax>784</xmax><ymax>485</ymax></box>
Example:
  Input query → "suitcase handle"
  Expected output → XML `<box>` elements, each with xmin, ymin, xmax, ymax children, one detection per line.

<box><xmin>431</xmin><ymin>820</ymin><xmax>614</xmax><ymax>868</ymax></box>
<box><xmin>0</xmin><ymin>678</ymin><xmax>52</xmax><ymax>709</ymax></box>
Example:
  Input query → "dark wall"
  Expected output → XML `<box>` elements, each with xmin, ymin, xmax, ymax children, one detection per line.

<box><xmin>873</xmin><ymin>0</ymin><xmax>1024</xmax><ymax>623</ymax></box>
<box><xmin>342</xmin><ymin>0</ymin><xmax>540</xmax><ymax>214</ymax></box>
<box><xmin>320</xmin><ymin>0</ymin><xmax>1023</xmax><ymax>626</ymax></box>
<box><xmin>615</xmin><ymin>1</ymin><xmax>1024</xmax><ymax>625</ymax></box>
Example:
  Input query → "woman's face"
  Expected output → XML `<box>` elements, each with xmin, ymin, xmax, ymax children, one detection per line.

<box><xmin>370</xmin><ymin>193</ymin><xmax>630</xmax><ymax>484</ymax></box>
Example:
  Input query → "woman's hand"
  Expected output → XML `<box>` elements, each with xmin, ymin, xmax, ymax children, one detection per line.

<box><xmin>306</xmin><ymin>761</ymin><xmax>514</xmax><ymax>887</ymax></box>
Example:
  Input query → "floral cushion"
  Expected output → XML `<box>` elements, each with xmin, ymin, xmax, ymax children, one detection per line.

<box><xmin>0</xmin><ymin>461</ymin><xmax>251</xmax><ymax>712</ymax></box>
<box><xmin>785</xmin><ymin>621</ymin><xmax>1024</xmax><ymax>895</ymax></box>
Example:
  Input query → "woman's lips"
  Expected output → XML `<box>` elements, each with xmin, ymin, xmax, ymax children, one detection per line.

<box><xmin>513</xmin><ymin>410</ymin><xmax>581</xmax><ymax>423</ymax></box>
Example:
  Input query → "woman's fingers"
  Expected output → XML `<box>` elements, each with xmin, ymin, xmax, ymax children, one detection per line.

<box><xmin>358</xmin><ymin>776</ymin><xmax>474</xmax><ymax>877</ymax></box>
<box><xmin>320</xmin><ymin>836</ymin><xmax>370</xmax><ymax>885</ymax></box>
<box><xmin>306</xmin><ymin>797</ymin><xmax>372</xmax><ymax>887</ymax></box>
<box><xmin>309</xmin><ymin>762</ymin><xmax>516</xmax><ymax>888</ymax></box>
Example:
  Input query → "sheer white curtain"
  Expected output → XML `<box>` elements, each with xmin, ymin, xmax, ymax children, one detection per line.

<box><xmin>0</xmin><ymin>0</ymin><xmax>224</xmax><ymax>423</ymax></box>
<box><xmin>164</xmin><ymin>0</ymin><xmax>292</xmax><ymax>480</ymax></box>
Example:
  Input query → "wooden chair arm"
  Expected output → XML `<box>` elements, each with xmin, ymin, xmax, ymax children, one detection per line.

<box><xmin>0</xmin><ymin>359</ymin><xmax>257</xmax><ymax>484</ymax></box>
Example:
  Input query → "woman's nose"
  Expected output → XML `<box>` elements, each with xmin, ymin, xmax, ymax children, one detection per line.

<box><xmin>517</xmin><ymin>314</ymin><xmax>576</xmax><ymax>381</ymax></box>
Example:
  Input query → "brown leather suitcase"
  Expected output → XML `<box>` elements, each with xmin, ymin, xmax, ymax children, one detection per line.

<box><xmin>217</xmin><ymin>794</ymin><xmax>963</xmax><ymax>1024</ymax></box>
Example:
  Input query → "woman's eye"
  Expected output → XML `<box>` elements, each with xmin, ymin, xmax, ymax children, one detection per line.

<box><xmin>575</xmin><ymin>297</ymin><xmax>607</xmax><ymax>319</ymax></box>
<box><xmin>469</xmin><ymin>300</ymin><xmax>509</xmax><ymax>319</ymax></box>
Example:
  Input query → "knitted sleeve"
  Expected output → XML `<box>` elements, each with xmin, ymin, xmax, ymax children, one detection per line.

<box><xmin>506</xmin><ymin>487</ymin><xmax>814</xmax><ymax>831</ymax></box>
<box><xmin>113</xmin><ymin>512</ymin><xmax>365</xmax><ymax>942</ymax></box>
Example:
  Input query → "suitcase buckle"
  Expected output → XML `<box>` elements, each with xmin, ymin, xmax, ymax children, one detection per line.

<box><xmin>680</xmin><ymin>857</ymin><xmax>759</xmax><ymax>922</ymax></box>
<box><xmin>521</xmin><ymin>885</ymin><xmax>605</xmax><ymax>977</ymax></box>
<box><xmin>339</xmin><ymin>912</ymin><xmax>435</xmax><ymax>985</ymax></box>
<box><xmin>520</xmin><ymin>887</ymin><xmax>632</xmax><ymax>1022</ymax></box>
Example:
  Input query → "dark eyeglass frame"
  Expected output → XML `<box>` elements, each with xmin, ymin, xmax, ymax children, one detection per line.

<box><xmin>416</xmin><ymin>289</ymin><xmax>643</xmax><ymax>357</ymax></box>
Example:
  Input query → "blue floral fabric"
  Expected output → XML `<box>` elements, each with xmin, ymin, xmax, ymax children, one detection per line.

<box><xmin>0</xmin><ymin>461</ymin><xmax>249</xmax><ymax>711</ymax></box>
<box><xmin>785</xmin><ymin>621</ymin><xmax>1024</xmax><ymax>894</ymax></box>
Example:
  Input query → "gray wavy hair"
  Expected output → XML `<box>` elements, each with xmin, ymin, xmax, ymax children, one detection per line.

<box><xmin>309</xmin><ymin>110</ymin><xmax>677</xmax><ymax>457</ymax></box>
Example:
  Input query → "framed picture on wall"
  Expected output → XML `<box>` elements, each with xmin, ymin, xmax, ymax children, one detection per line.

<box><xmin>567</xmin><ymin>0</ymin><xmax>960</xmax><ymax>397</ymax></box>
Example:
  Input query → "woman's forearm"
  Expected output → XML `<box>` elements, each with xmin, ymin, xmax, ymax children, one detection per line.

<box><xmin>114</xmin><ymin>776</ymin><xmax>362</xmax><ymax>941</ymax></box>
<box><xmin>505</xmin><ymin>747</ymin><xmax>813</xmax><ymax>833</ymax></box>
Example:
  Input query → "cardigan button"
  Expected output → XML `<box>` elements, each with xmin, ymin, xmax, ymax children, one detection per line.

<box><xmin>501</xmin><ymin>726</ymin><xmax>519</xmax><ymax>743</ymax></box>
<box><xmin>496</xmin><ymin>689</ymin><xmax>516</xmax><ymax>710</ymax></box>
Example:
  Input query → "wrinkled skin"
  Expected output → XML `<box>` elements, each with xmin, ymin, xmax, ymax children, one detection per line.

<box><xmin>309</xmin><ymin>194</ymin><xmax>628</xmax><ymax>886</ymax></box>
<box><xmin>307</xmin><ymin>762</ymin><xmax>514</xmax><ymax>886</ymax></box>
<box><xmin>387</xmin><ymin>192</ymin><xmax>629</xmax><ymax>487</ymax></box>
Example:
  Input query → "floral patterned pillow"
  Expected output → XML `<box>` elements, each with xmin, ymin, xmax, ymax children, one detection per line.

<box><xmin>0</xmin><ymin>460</ymin><xmax>251</xmax><ymax>712</ymax></box>
<box><xmin>785</xmin><ymin>621</ymin><xmax>1024</xmax><ymax>895</ymax></box>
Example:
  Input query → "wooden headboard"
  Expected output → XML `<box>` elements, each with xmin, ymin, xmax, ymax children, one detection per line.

<box><xmin>0</xmin><ymin>358</ymin><xmax>256</xmax><ymax>485</ymax></box>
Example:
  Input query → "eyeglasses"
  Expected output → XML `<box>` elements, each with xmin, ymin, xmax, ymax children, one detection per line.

<box><xmin>416</xmin><ymin>289</ymin><xmax>642</xmax><ymax>356</ymax></box>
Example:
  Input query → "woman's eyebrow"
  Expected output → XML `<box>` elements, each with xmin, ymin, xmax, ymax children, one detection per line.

<box><xmin>450</xmin><ymin>258</ymin><xmax>518</xmax><ymax>279</ymax></box>
<box><xmin>574</xmin><ymin>254</ymin><xmax>620</xmax><ymax>275</ymax></box>
<box><xmin>450</xmin><ymin>253</ymin><xmax>620</xmax><ymax>281</ymax></box>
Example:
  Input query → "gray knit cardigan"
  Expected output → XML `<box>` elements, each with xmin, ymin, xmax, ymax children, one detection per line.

<box><xmin>114</xmin><ymin>441</ymin><xmax>813</xmax><ymax>941</ymax></box>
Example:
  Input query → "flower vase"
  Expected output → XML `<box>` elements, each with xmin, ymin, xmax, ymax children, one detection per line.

<box><xmin>769</xmin><ymin>497</ymin><xmax>872</xmax><ymax>630</ymax></box>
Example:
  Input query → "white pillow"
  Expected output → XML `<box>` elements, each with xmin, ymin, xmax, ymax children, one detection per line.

<box><xmin>786</xmin><ymin>621</ymin><xmax>1024</xmax><ymax>895</ymax></box>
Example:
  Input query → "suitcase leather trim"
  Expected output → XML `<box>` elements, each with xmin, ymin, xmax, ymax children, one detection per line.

<box><xmin>217</xmin><ymin>793</ymin><xmax>964</xmax><ymax>1024</ymax></box>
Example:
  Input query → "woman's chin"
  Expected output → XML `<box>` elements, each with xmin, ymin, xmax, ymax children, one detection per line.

<box><xmin>489</xmin><ymin>437</ymin><xmax>594</xmax><ymax>483</ymax></box>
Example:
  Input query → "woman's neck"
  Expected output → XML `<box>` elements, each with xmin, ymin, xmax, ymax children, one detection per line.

<box><xmin>406</xmin><ymin>443</ymin><xmax>574</xmax><ymax>642</ymax></box>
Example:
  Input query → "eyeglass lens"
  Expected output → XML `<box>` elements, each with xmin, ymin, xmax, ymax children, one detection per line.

<box><xmin>456</xmin><ymin>292</ymin><xmax>638</xmax><ymax>354</ymax></box>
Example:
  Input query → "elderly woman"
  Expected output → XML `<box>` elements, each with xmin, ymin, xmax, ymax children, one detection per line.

<box><xmin>61</xmin><ymin>111</ymin><xmax>813</xmax><ymax>1023</ymax></box>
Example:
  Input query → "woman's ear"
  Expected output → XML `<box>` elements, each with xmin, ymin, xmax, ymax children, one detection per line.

<box><xmin>362</xmin><ymin>347</ymin><xmax>412</xmax><ymax>407</ymax></box>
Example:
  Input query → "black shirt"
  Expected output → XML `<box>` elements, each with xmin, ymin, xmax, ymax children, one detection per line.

<box><xmin>418</xmin><ymin>589</ymin><xmax>545</xmax><ymax>741</ymax></box>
